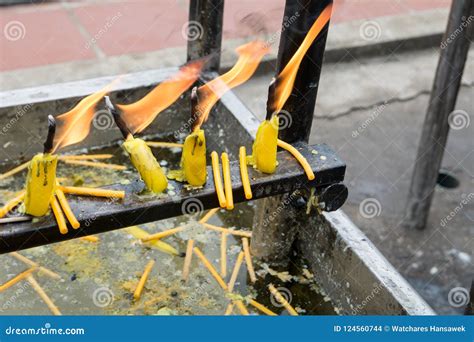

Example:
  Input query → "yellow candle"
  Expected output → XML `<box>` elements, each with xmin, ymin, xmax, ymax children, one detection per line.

<box><xmin>134</xmin><ymin>260</ymin><xmax>155</xmax><ymax>300</ymax></box>
<box><xmin>277</xmin><ymin>139</ymin><xmax>315</xmax><ymax>180</ymax></box>
<box><xmin>221</xmin><ymin>152</ymin><xmax>234</xmax><ymax>210</ymax></box>
<box><xmin>211</xmin><ymin>151</ymin><xmax>227</xmax><ymax>208</ymax></box>
<box><xmin>23</xmin><ymin>153</ymin><xmax>58</xmax><ymax>216</ymax></box>
<box><xmin>122</xmin><ymin>137</ymin><xmax>168</xmax><ymax>193</ymax></box>
<box><xmin>181</xmin><ymin>129</ymin><xmax>207</xmax><ymax>186</ymax></box>
<box><xmin>239</xmin><ymin>146</ymin><xmax>252</xmax><ymax>199</ymax></box>
<box><xmin>248</xmin><ymin>116</ymin><xmax>279</xmax><ymax>174</ymax></box>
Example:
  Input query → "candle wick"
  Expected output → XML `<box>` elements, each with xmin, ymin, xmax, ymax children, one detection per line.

<box><xmin>43</xmin><ymin>115</ymin><xmax>56</xmax><ymax>154</ymax></box>
<box><xmin>265</xmin><ymin>77</ymin><xmax>277</xmax><ymax>121</ymax></box>
<box><xmin>106</xmin><ymin>96</ymin><xmax>133</xmax><ymax>140</ymax></box>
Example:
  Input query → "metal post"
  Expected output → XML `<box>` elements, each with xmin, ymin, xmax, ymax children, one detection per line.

<box><xmin>251</xmin><ymin>0</ymin><xmax>333</xmax><ymax>265</ymax></box>
<box><xmin>403</xmin><ymin>0</ymin><xmax>473</xmax><ymax>230</ymax></box>
<box><xmin>186</xmin><ymin>0</ymin><xmax>224</xmax><ymax>73</ymax></box>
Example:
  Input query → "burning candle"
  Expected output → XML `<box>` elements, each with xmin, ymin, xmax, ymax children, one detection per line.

<box><xmin>249</xmin><ymin>4</ymin><xmax>332</xmax><ymax>174</ymax></box>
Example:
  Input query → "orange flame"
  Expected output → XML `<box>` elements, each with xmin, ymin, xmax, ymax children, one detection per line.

<box><xmin>193</xmin><ymin>41</ymin><xmax>270</xmax><ymax>130</ymax></box>
<box><xmin>53</xmin><ymin>81</ymin><xmax>117</xmax><ymax>153</ymax></box>
<box><xmin>117</xmin><ymin>60</ymin><xmax>206</xmax><ymax>134</ymax></box>
<box><xmin>272</xmin><ymin>3</ymin><xmax>332</xmax><ymax>114</ymax></box>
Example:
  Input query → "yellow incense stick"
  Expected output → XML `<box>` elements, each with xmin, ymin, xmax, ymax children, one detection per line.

<box><xmin>182</xmin><ymin>239</ymin><xmax>194</xmax><ymax>281</ymax></box>
<box><xmin>0</xmin><ymin>161</ymin><xmax>29</xmax><ymax>181</ymax></box>
<box><xmin>211</xmin><ymin>151</ymin><xmax>227</xmax><ymax>208</ymax></box>
<box><xmin>134</xmin><ymin>260</ymin><xmax>155</xmax><ymax>300</ymax></box>
<box><xmin>80</xmin><ymin>236</ymin><xmax>99</xmax><ymax>243</ymax></box>
<box><xmin>63</xmin><ymin>159</ymin><xmax>126</xmax><ymax>170</ymax></box>
<box><xmin>124</xmin><ymin>226</ymin><xmax>179</xmax><ymax>256</ymax></box>
<box><xmin>268</xmin><ymin>284</ymin><xmax>298</xmax><ymax>315</ymax></box>
<box><xmin>0</xmin><ymin>267</ymin><xmax>36</xmax><ymax>292</ymax></box>
<box><xmin>234</xmin><ymin>300</ymin><xmax>249</xmax><ymax>315</ymax></box>
<box><xmin>55</xmin><ymin>187</ymin><xmax>80</xmax><ymax>229</ymax></box>
<box><xmin>277</xmin><ymin>139</ymin><xmax>315</xmax><ymax>180</ymax></box>
<box><xmin>242</xmin><ymin>237</ymin><xmax>257</xmax><ymax>283</ymax></box>
<box><xmin>59</xmin><ymin>154</ymin><xmax>113</xmax><ymax>160</ymax></box>
<box><xmin>224</xmin><ymin>302</ymin><xmax>234</xmax><ymax>315</ymax></box>
<box><xmin>239</xmin><ymin>146</ymin><xmax>252</xmax><ymax>199</ymax></box>
<box><xmin>59</xmin><ymin>186</ymin><xmax>125</xmax><ymax>199</ymax></box>
<box><xmin>146</xmin><ymin>141</ymin><xmax>183</xmax><ymax>148</ymax></box>
<box><xmin>220</xmin><ymin>233</ymin><xmax>227</xmax><ymax>278</ymax></box>
<box><xmin>228</xmin><ymin>251</ymin><xmax>245</xmax><ymax>292</ymax></box>
<box><xmin>198</xmin><ymin>208</ymin><xmax>219</xmax><ymax>223</ymax></box>
<box><xmin>142</xmin><ymin>226</ymin><xmax>185</xmax><ymax>242</ymax></box>
<box><xmin>202</xmin><ymin>222</ymin><xmax>252</xmax><ymax>238</ymax></box>
<box><xmin>10</xmin><ymin>252</ymin><xmax>60</xmax><ymax>280</ymax></box>
<box><xmin>221</xmin><ymin>152</ymin><xmax>234</xmax><ymax>210</ymax></box>
<box><xmin>27</xmin><ymin>275</ymin><xmax>61</xmax><ymax>315</ymax></box>
<box><xmin>193</xmin><ymin>247</ymin><xmax>228</xmax><ymax>291</ymax></box>
<box><xmin>51</xmin><ymin>196</ymin><xmax>68</xmax><ymax>235</ymax></box>
<box><xmin>249</xmin><ymin>299</ymin><xmax>277</xmax><ymax>316</ymax></box>
<box><xmin>0</xmin><ymin>191</ymin><xmax>25</xmax><ymax>218</ymax></box>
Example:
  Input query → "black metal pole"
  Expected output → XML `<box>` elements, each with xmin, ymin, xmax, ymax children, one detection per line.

<box><xmin>186</xmin><ymin>0</ymin><xmax>224</xmax><ymax>73</ymax></box>
<box><xmin>277</xmin><ymin>0</ymin><xmax>332</xmax><ymax>143</ymax></box>
<box><xmin>403</xmin><ymin>0</ymin><xmax>473</xmax><ymax>230</ymax></box>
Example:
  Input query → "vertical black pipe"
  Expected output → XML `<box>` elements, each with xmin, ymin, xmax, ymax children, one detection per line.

<box><xmin>403</xmin><ymin>0</ymin><xmax>473</xmax><ymax>230</ymax></box>
<box><xmin>186</xmin><ymin>0</ymin><xmax>224</xmax><ymax>73</ymax></box>
<box><xmin>276</xmin><ymin>0</ymin><xmax>332</xmax><ymax>143</ymax></box>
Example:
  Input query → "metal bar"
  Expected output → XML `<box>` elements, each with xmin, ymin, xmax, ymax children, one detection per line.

<box><xmin>403</xmin><ymin>0</ymin><xmax>473</xmax><ymax>230</ymax></box>
<box><xmin>276</xmin><ymin>0</ymin><xmax>332</xmax><ymax>143</ymax></box>
<box><xmin>0</xmin><ymin>143</ymin><xmax>345</xmax><ymax>253</ymax></box>
<box><xmin>186</xmin><ymin>0</ymin><xmax>224</xmax><ymax>73</ymax></box>
<box><xmin>251</xmin><ymin>0</ymin><xmax>333</xmax><ymax>265</ymax></box>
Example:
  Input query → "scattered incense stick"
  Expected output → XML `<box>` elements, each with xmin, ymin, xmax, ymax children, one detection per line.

<box><xmin>277</xmin><ymin>139</ymin><xmax>315</xmax><ymax>180</ymax></box>
<box><xmin>211</xmin><ymin>151</ymin><xmax>227</xmax><ymax>208</ymax></box>
<box><xmin>202</xmin><ymin>222</ymin><xmax>252</xmax><ymax>238</ymax></box>
<box><xmin>182</xmin><ymin>239</ymin><xmax>194</xmax><ymax>282</ymax></box>
<box><xmin>142</xmin><ymin>226</ymin><xmax>185</xmax><ymax>242</ymax></box>
<box><xmin>50</xmin><ymin>196</ymin><xmax>68</xmax><ymax>235</ymax></box>
<box><xmin>124</xmin><ymin>226</ymin><xmax>180</xmax><ymax>256</ymax></box>
<box><xmin>220</xmin><ymin>233</ymin><xmax>227</xmax><ymax>278</ymax></box>
<box><xmin>0</xmin><ymin>161</ymin><xmax>29</xmax><ymax>181</ymax></box>
<box><xmin>146</xmin><ymin>141</ymin><xmax>183</xmax><ymax>148</ymax></box>
<box><xmin>268</xmin><ymin>284</ymin><xmax>298</xmax><ymax>316</ymax></box>
<box><xmin>221</xmin><ymin>152</ymin><xmax>234</xmax><ymax>210</ymax></box>
<box><xmin>242</xmin><ymin>237</ymin><xmax>257</xmax><ymax>283</ymax></box>
<box><xmin>10</xmin><ymin>252</ymin><xmax>61</xmax><ymax>280</ymax></box>
<box><xmin>224</xmin><ymin>302</ymin><xmax>234</xmax><ymax>315</ymax></box>
<box><xmin>239</xmin><ymin>146</ymin><xmax>253</xmax><ymax>200</ymax></box>
<box><xmin>249</xmin><ymin>299</ymin><xmax>277</xmax><ymax>316</ymax></box>
<box><xmin>55</xmin><ymin>186</ymin><xmax>80</xmax><ymax>229</ymax></box>
<box><xmin>234</xmin><ymin>300</ymin><xmax>249</xmax><ymax>315</ymax></box>
<box><xmin>0</xmin><ymin>191</ymin><xmax>25</xmax><ymax>218</ymax></box>
<box><xmin>63</xmin><ymin>159</ymin><xmax>126</xmax><ymax>170</ymax></box>
<box><xmin>134</xmin><ymin>260</ymin><xmax>155</xmax><ymax>301</ymax></box>
<box><xmin>27</xmin><ymin>275</ymin><xmax>61</xmax><ymax>315</ymax></box>
<box><xmin>80</xmin><ymin>235</ymin><xmax>99</xmax><ymax>243</ymax></box>
<box><xmin>59</xmin><ymin>186</ymin><xmax>125</xmax><ymax>199</ymax></box>
<box><xmin>193</xmin><ymin>247</ymin><xmax>228</xmax><ymax>291</ymax></box>
<box><xmin>198</xmin><ymin>208</ymin><xmax>219</xmax><ymax>223</ymax></box>
<box><xmin>59</xmin><ymin>154</ymin><xmax>113</xmax><ymax>160</ymax></box>
<box><xmin>0</xmin><ymin>267</ymin><xmax>36</xmax><ymax>292</ymax></box>
<box><xmin>228</xmin><ymin>251</ymin><xmax>245</xmax><ymax>292</ymax></box>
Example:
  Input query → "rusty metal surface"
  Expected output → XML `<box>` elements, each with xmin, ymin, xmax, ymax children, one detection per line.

<box><xmin>0</xmin><ymin>142</ymin><xmax>345</xmax><ymax>253</ymax></box>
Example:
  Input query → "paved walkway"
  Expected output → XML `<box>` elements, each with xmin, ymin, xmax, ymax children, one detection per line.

<box><xmin>0</xmin><ymin>0</ymin><xmax>450</xmax><ymax>71</ymax></box>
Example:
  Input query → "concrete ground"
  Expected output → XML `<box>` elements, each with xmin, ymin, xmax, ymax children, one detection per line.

<box><xmin>234</xmin><ymin>47</ymin><xmax>474</xmax><ymax>314</ymax></box>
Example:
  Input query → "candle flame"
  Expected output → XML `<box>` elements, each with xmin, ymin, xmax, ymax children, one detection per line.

<box><xmin>117</xmin><ymin>59</ymin><xmax>206</xmax><ymax>134</ymax></box>
<box><xmin>272</xmin><ymin>3</ymin><xmax>332</xmax><ymax>114</ymax></box>
<box><xmin>193</xmin><ymin>41</ymin><xmax>270</xmax><ymax>130</ymax></box>
<box><xmin>52</xmin><ymin>80</ymin><xmax>117</xmax><ymax>153</ymax></box>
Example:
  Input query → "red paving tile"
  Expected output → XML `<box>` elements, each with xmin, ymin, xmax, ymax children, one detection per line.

<box><xmin>0</xmin><ymin>4</ymin><xmax>95</xmax><ymax>72</ymax></box>
<box><xmin>0</xmin><ymin>0</ymin><xmax>450</xmax><ymax>72</ymax></box>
